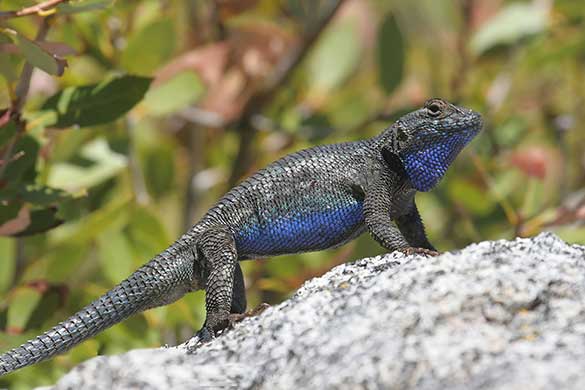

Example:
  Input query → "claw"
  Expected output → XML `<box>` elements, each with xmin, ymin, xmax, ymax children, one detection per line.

<box><xmin>228</xmin><ymin>303</ymin><xmax>271</xmax><ymax>325</ymax></box>
<box><xmin>195</xmin><ymin>326</ymin><xmax>214</xmax><ymax>343</ymax></box>
<box><xmin>190</xmin><ymin>303</ymin><xmax>271</xmax><ymax>352</ymax></box>
<box><xmin>401</xmin><ymin>247</ymin><xmax>441</xmax><ymax>257</ymax></box>
<box><xmin>186</xmin><ymin>326</ymin><xmax>215</xmax><ymax>352</ymax></box>
<box><xmin>249</xmin><ymin>302</ymin><xmax>271</xmax><ymax>316</ymax></box>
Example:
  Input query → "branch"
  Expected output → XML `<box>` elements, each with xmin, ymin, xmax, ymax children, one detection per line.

<box><xmin>450</xmin><ymin>0</ymin><xmax>473</xmax><ymax>101</ymax></box>
<box><xmin>126</xmin><ymin>119</ymin><xmax>150</xmax><ymax>206</ymax></box>
<box><xmin>179</xmin><ymin>107</ymin><xmax>227</xmax><ymax>129</ymax></box>
<box><xmin>0</xmin><ymin>18</ymin><xmax>52</xmax><ymax>180</ymax></box>
<box><xmin>227</xmin><ymin>0</ymin><xmax>346</xmax><ymax>186</ymax></box>
<box><xmin>0</xmin><ymin>0</ymin><xmax>68</xmax><ymax>20</ymax></box>
<box><xmin>14</xmin><ymin>17</ymin><xmax>53</xmax><ymax>111</ymax></box>
<box><xmin>240</xmin><ymin>0</ymin><xmax>346</xmax><ymax>120</ymax></box>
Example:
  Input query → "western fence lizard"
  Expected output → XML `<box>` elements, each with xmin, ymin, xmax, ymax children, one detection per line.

<box><xmin>0</xmin><ymin>98</ymin><xmax>482</xmax><ymax>375</ymax></box>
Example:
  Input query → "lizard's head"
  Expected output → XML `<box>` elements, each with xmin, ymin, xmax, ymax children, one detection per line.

<box><xmin>385</xmin><ymin>98</ymin><xmax>483</xmax><ymax>192</ymax></box>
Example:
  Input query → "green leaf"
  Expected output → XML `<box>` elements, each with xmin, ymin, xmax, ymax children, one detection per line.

<box><xmin>0</xmin><ymin>33</ymin><xmax>11</xmax><ymax>44</ymax></box>
<box><xmin>26</xmin><ymin>288</ymin><xmax>63</xmax><ymax>330</ymax></box>
<box><xmin>143</xmin><ymin>72</ymin><xmax>205</xmax><ymax>115</ymax></box>
<box><xmin>57</xmin><ymin>0</ymin><xmax>113</xmax><ymax>14</ymax></box>
<box><xmin>377</xmin><ymin>14</ymin><xmax>405</xmax><ymax>95</ymax></box>
<box><xmin>14</xmin><ymin>208</ymin><xmax>63</xmax><ymax>236</ymax></box>
<box><xmin>0</xmin><ymin>119</ymin><xmax>17</xmax><ymax>147</ymax></box>
<box><xmin>48</xmin><ymin>138</ymin><xmax>127</xmax><ymax>191</ymax></box>
<box><xmin>493</xmin><ymin>117</ymin><xmax>528</xmax><ymax>147</ymax></box>
<box><xmin>299</xmin><ymin>113</ymin><xmax>333</xmax><ymax>142</ymax></box>
<box><xmin>13</xmin><ymin>33</ymin><xmax>66</xmax><ymax>76</ymax></box>
<box><xmin>0</xmin><ymin>202</ymin><xmax>20</xmax><ymax>225</ymax></box>
<box><xmin>97</xmin><ymin>228</ymin><xmax>134</xmax><ymax>284</ymax></box>
<box><xmin>520</xmin><ymin>179</ymin><xmax>544</xmax><ymax>217</ymax></box>
<box><xmin>0</xmin><ymin>237</ymin><xmax>15</xmax><ymax>293</ymax></box>
<box><xmin>7</xmin><ymin>287</ymin><xmax>43</xmax><ymax>333</ymax></box>
<box><xmin>41</xmin><ymin>75</ymin><xmax>152</xmax><ymax>128</ymax></box>
<box><xmin>553</xmin><ymin>226</ymin><xmax>585</xmax><ymax>245</ymax></box>
<box><xmin>448</xmin><ymin>178</ymin><xmax>495</xmax><ymax>216</ymax></box>
<box><xmin>0</xmin><ymin>204</ymin><xmax>30</xmax><ymax>236</ymax></box>
<box><xmin>66</xmin><ymin>339</ymin><xmax>100</xmax><ymax>366</ymax></box>
<box><xmin>492</xmin><ymin>170</ymin><xmax>522</xmax><ymax>199</ymax></box>
<box><xmin>56</xmin><ymin>195</ymin><xmax>84</xmax><ymax>221</ymax></box>
<box><xmin>471</xmin><ymin>3</ymin><xmax>548</xmax><ymax>55</ymax></box>
<box><xmin>142</xmin><ymin>144</ymin><xmax>175</xmax><ymax>199</ymax></box>
<box><xmin>3</xmin><ymin>186</ymin><xmax>67</xmax><ymax>236</ymax></box>
<box><xmin>121</xmin><ymin>20</ymin><xmax>176</xmax><ymax>76</ymax></box>
<box><xmin>0</xmin><ymin>51</ymin><xmax>20</xmax><ymax>84</ymax></box>
<box><xmin>128</xmin><ymin>207</ymin><xmax>169</xmax><ymax>257</ymax></box>
<box><xmin>23</xmin><ymin>109</ymin><xmax>58</xmax><ymax>132</ymax></box>
<box><xmin>3</xmin><ymin>135</ymin><xmax>39</xmax><ymax>184</ymax></box>
<box><xmin>49</xmin><ymin>195</ymin><xmax>131</xmax><ymax>246</ymax></box>
<box><xmin>44</xmin><ymin>243</ymin><xmax>88</xmax><ymax>282</ymax></box>
<box><xmin>308</xmin><ymin>21</ymin><xmax>361</xmax><ymax>91</ymax></box>
<box><xmin>19</xmin><ymin>184</ymin><xmax>71</xmax><ymax>206</ymax></box>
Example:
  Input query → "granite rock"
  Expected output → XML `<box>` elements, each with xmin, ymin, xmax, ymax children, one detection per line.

<box><xmin>46</xmin><ymin>233</ymin><xmax>585</xmax><ymax>390</ymax></box>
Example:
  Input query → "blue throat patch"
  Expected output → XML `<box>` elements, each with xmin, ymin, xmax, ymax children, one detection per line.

<box><xmin>400</xmin><ymin>128</ymin><xmax>478</xmax><ymax>192</ymax></box>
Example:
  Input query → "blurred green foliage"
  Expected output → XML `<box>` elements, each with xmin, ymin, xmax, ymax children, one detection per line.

<box><xmin>0</xmin><ymin>0</ymin><xmax>584</xmax><ymax>387</ymax></box>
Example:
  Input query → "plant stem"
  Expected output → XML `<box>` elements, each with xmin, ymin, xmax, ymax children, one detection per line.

<box><xmin>0</xmin><ymin>0</ymin><xmax>68</xmax><ymax>20</ymax></box>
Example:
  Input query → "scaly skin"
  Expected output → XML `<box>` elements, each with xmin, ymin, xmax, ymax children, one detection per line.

<box><xmin>0</xmin><ymin>98</ymin><xmax>482</xmax><ymax>375</ymax></box>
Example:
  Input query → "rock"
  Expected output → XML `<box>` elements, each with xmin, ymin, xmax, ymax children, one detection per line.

<box><xmin>46</xmin><ymin>233</ymin><xmax>585</xmax><ymax>390</ymax></box>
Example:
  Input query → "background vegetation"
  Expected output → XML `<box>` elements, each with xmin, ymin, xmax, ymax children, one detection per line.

<box><xmin>1</xmin><ymin>0</ymin><xmax>584</xmax><ymax>387</ymax></box>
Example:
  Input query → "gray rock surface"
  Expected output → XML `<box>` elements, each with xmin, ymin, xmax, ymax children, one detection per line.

<box><xmin>46</xmin><ymin>233</ymin><xmax>585</xmax><ymax>390</ymax></box>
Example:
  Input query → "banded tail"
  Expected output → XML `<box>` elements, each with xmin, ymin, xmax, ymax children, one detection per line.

<box><xmin>0</xmin><ymin>246</ymin><xmax>194</xmax><ymax>376</ymax></box>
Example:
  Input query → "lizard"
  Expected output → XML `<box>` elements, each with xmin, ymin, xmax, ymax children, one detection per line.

<box><xmin>0</xmin><ymin>98</ymin><xmax>482</xmax><ymax>376</ymax></box>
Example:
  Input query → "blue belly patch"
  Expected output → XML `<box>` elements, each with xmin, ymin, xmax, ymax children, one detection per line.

<box><xmin>235</xmin><ymin>201</ymin><xmax>364</xmax><ymax>255</ymax></box>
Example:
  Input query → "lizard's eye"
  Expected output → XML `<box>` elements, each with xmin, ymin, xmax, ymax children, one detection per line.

<box><xmin>427</xmin><ymin>102</ymin><xmax>442</xmax><ymax>117</ymax></box>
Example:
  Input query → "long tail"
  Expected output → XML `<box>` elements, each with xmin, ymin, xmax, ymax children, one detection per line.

<box><xmin>0</xmin><ymin>244</ymin><xmax>194</xmax><ymax>376</ymax></box>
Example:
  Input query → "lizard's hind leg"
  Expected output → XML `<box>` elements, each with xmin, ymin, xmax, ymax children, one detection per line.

<box><xmin>195</xmin><ymin>226</ymin><xmax>239</xmax><ymax>341</ymax></box>
<box><xmin>230</xmin><ymin>262</ymin><xmax>247</xmax><ymax>314</ymax></box>
<box><xmin>226</xmin><ymin>263</ymin><xmax>270</xmax><ymax>325</ymax></box>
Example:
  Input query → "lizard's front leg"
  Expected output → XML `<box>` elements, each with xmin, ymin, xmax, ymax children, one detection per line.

<box><xmin>195</xmin><ymin>226</ymin><xmax>238</xmax><ymax>341</ymax></box>
<box><xmin>363</xmin><ymin>170</ymin><xmax>437</xmax><ymax>256</ymax></box>
<box><xmin>395</xmin><ymin>200</ymin><xmax>439</xmax><ymax>256</ymax></box>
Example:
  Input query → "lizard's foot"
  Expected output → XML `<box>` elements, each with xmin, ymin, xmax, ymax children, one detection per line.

<box><xmin>188</xmin><ymin>304</ymin><xmax>270</xmax><ymax>352</ymax></box>
<box><xmin>188</xmin><ymin>311</ymin><xmax>231</xmax><ymax>351</ymax></box>
<box><xmin>401</xmin><ymin>247</ymin><xmax>440</xmax><ymax>257</ymax></box>
<box><xmin>228</xmin><ymin>303</ymin><xmax>270</xmax><ymax>325</ymax></box>
<box><xmin>193</xmin><ymin>326</ymin><xmax>214</xmax><ymax>344</ymax></box>
<box><xmin>186</xmin><ymin>326</ymin><xmax>215</xmax><ymax>352</ymax></box>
